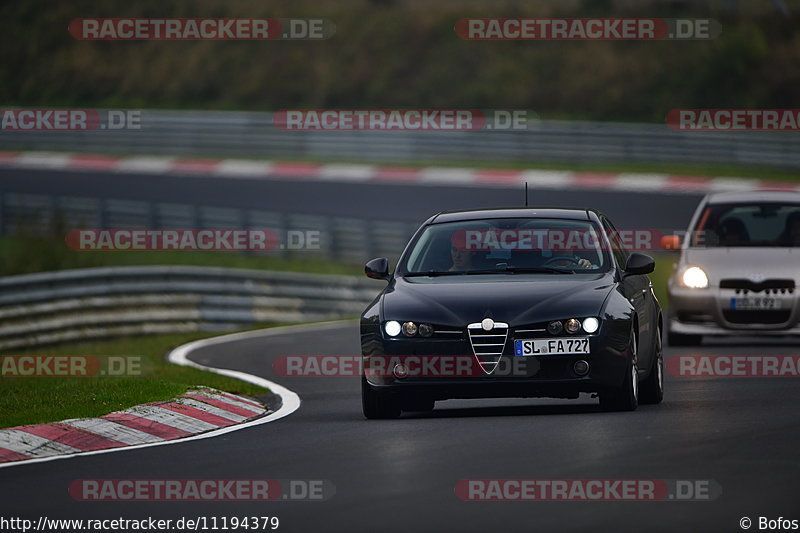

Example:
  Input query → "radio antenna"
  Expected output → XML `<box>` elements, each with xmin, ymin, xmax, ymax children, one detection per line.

<box><xmin>524</xmin><ymin>182</ymin><xmax>528</xmax><ymax>206</ymax></box>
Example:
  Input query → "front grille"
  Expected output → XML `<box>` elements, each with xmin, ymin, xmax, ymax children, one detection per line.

<box><xmin>432</xmin><ymin>328</ymin><xmax>464</xmax><ymax>340</ymax></box>
<box><xmin>722</xmin><ymin>310</ymin><xmax>792</xmax><ymax>325</ymax></box>
<box><xmin>513</xmin><ymin>327</ymin><xmax>547</xmax><ymax>336</ymax></box>
<box><xmin>467</xmin><ymin>322</ymin><xmax>508</xmax><ymax>374</ymax></box>
<box><xmin>720</xmin><ymin>279</ymin><xmax>795</xmax><ymax>293</ymax></box>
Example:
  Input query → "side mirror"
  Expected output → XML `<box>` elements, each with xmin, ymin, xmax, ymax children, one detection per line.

<box><xmin>624</xmin><ymin>253</ymin><xmax>655</xmax><ymax>276</ymax></box>
<box><xmin>660</xmin><ymin>235</ymin><xmax>681</xmax><ymax>251</ymax></box>
<box><xmin>365</xmin><ymin>257</ymin><xmax>391</xmax><ymax>281</ymax></box>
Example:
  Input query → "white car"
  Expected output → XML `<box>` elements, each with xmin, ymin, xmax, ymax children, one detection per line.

<box><xmin>665</xmin><ymin>190</ymin><xmax>800</xmax><ymax>345</ymax></box>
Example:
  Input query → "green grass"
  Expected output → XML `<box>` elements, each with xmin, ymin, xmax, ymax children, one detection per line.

<box><xmin>0</xmin><ymin>235</ymin><xmax>362</xmax><ymax>278</ymax></box>
<box><xmin>0</xmin><ymin>330</ymin><xmax>274</xmax><ymax>429</ymax></box>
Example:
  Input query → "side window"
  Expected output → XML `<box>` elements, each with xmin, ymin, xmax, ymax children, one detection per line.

<box><xmin>602</xmin><ymin>218</ymin><xmax>629</xmax><ymax>270</ymax></box>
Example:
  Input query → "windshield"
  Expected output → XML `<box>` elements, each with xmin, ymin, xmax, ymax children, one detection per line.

<box><xmin>690</xmin><ymin>203</ymin><xmax>800</xmax><ymax>247</ymax></box>
<box><xmin>399</xmin><ymin>218</ymin><xmax>611</xmax><ymax>275</ymax></box>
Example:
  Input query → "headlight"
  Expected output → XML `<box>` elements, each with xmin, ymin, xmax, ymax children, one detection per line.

<box><xmin>564</xmin><ymin>318</ymin><xmax>581</xmax><ymax>334</ymax></box>
<box><xmin>418</xmin><ymin>323</ymin><xmax>434</xmax><ymax>337</ymax></box>
<box><xmin>582</xmin><ymin>317</ymin><xmax>599</xmax><ymax>333</ymax></box>
<box><xmin>384</xmin><ymin>320</ymin><xmax>401</xmax><ymax>337</ymax></box>
<box><xmin>547</xmin><ymin>321</ymin><xmax>563</xmax><ymax>335</ymax></box>
<box><xmin>681</xmin><ymin>266</ymin><xmax>709</xmax><ymax>289</ymax></box>
<box><xmin>402</xmin><ymin>321</ymin><xmax>418</xmax><ymax>336</ymax></box>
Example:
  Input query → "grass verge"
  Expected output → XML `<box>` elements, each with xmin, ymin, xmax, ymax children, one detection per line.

<box><xmin>0</xmin><ymin>235</ymin><xmax>362</xmax><ymax>278</ymax></box>
<box><xmin>0</xmin><ymin>329</ymin><xmax>275</xmax><ymax>429</ymax></box>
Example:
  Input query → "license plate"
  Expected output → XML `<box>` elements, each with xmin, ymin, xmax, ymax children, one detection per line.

<box><xmin>515</xmin><ymin>338</ymin><xmax>590</xmax><ymax>356</ymax></box>
<box><xmin>730</xmin><ymin>297</ymin><xmax>782</xmax><ymax>310</ymax></box>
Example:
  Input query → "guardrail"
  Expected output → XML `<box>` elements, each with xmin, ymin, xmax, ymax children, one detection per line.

<box><xmin>1</xmin><ymin>109</ymin><xmax>798</xmax><ymax>169</ymax></box>
<box><xmin>0</xmin><ymin>191</ymin><xmax>419</xmax><ymax>265</ymax></box>
<box><xmin>0</xmin><ymin>265</ymin><xmax>381</xmax><ymax>350</ymax></box>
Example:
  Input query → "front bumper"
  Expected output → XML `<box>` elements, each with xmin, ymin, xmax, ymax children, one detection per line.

<box><xmin>668</xmin><ymin>284</ymin><xmax>800</xmax><ymax>336</ymax></box>
<box><xmin>362</xmin><ymin>328</ymin><xmax>631</xmax><ymax>399</ymax></box>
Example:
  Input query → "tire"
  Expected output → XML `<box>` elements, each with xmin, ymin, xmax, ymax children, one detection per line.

<box><xmin>361</xmin><ymin>377</ymin><xmax>401</xmax><ymax>419</ymax></box>
<box><xmin>667</xmin><ymin>329</ymin><xmax>701</xmax><ymax>347</ymax></box>
<box><xmin>640</xmin><ymin>326</ymin><xmax>664</xmax><ymax>405</ymax></box>
<box><xmin>599</xmin><ymin>331</ymin><xmax>639</xmax><ymax>412</ymax></box>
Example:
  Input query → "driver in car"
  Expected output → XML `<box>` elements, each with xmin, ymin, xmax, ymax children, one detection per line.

<box><xmin>449</xmin><ymin>243</ymin><xmax>475</xmax><ymax>271</ymax></box>
<box><xmin>546</xmin><ymin>249</ymin><xmax>595</xmax><ymax>269</ymax></box>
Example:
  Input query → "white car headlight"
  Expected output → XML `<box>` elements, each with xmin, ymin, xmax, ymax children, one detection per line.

<box><xmin>384</xmin><ymin>320</ymin><xmax>402</xmax><ymax>336</ymax></box>
<box><xmin>582</xmin><ymin>317</ymin><xmax>600</xmax><ymax>333</ymax></box>
<box><xmin>681</xmin><ymin>266</ymin><xmax>709</xmax><ymax>289</ymax></box>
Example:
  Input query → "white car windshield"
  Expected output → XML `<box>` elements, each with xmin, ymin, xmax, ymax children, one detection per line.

<box><xmin>690</xmin><ymin>203</ymin><xmax>800</xmax><ymax>247</ymax></box>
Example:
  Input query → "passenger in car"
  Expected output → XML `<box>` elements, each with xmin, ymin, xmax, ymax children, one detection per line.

<box><xmin>778</xmin><ymin>212</ymin><xmax>800</xmax><ymax>246</ymax></box>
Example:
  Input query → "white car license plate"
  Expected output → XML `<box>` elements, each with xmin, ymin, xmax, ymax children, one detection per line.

<box><xmin>514</xmin><ymin>338</ymin><xmax>589</xmax><ymax>356</ymax></box>
<box><xmin>730</xmin><ymin>297</ymin><xmax>782</xmax><ymax>310</ymax></box>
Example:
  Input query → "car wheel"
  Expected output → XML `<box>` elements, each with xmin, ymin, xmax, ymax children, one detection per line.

<box><xmin>361</xmin><ymin>377</ymin><xmax>401</xmax><ymax>419</ymax></box>
<box><xmin>667</xmin><ymin>329</ymin><xmax>701</xmax><ymax>347</ymax></box>
<box><xmin>599</xmin><ymin>331</ymin><xmax>639</xmax><ymax>412</ymax></box>
<box><xmin>640</xmin><ymin>326</ymin><xmax>664</xmax><ymax>405</ymax></box>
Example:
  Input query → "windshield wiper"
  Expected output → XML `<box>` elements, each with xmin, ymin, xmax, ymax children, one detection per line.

<box><xmin>502</xmin><ymin>266</ymin><xmax>575</xmax><ymax>274</ymax></box>
<box><xmin>404</xmin><ymin>267</ymin><xmax>577</xmax><ymax>277</ymax></box>
<box><xmin>463</xmin><ymin>267</ymin><xmax>575</xmax><ymax>275</ymax></box>
<box><xmin>403</xmin><ymin>270</ymin><xmax>468</xmax><ymax>277</ymax></box>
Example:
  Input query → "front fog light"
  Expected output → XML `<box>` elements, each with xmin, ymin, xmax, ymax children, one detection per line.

<box><xmin>547</xmin><ymin>321</ymin><xmax>563</xmax><ymax>335</ymax></box>
<box><xmin>582</xmin><ymin>317</ymin><xmax>599</xmax><ymax>334</ymax></box>
<box><xmin>384</xmin><ymin>321</ymin><xmax>401</xmax><ymax>337</ymax></box>
<box><xmin>565</xmin><ymin>318</ymin><xmax>581</xmax><ymax>334</ymax></box>
<box><xmin>402</xmin><ymin>321</ymin><xmax>418</xmax><ymax>336</ymax></box>
<box><xmin>682</xmin><ymin>266</ymin><xmax>709</xmax><ymax>289</ymax></box>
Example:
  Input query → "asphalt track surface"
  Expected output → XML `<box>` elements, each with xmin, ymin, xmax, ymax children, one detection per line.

<box><xmin>2</xmin><ymin>322</ymin><xmax>800</xmax><ymax>532</ymax></box>
<box><xmin>0</xmin><ymin>167</ymin><xmax>702</xmax><ymax>229</ymax></box>
<box><xmin>1</xmin><ymin>169</ymin><xmax>799</xmax><ymax>532</ymax></box>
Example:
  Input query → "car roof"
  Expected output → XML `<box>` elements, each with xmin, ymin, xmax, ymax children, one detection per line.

<box><xmin>429</xmin><ymin>207</ymin><xmax>600</xmax><ymax>224</ymax></box>
<box><xmin>705</xmin><ymin>190</ymin><xmax>800</xmax><ymax>204</ymax></box>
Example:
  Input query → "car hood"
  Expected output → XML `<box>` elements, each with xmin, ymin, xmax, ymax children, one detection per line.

<box><xmin>682</xmin><ymin>248</ymin><xmax>800</xmax><ymax>285</ymax></box>
<box><xmin>382</xmin><ymin>274</ymin><xmax>616</xmax><ymax>327</ymax></box>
